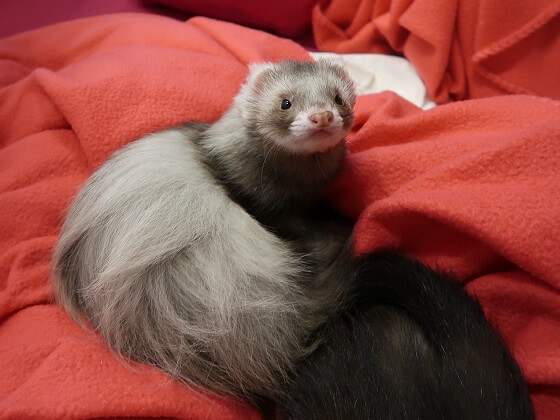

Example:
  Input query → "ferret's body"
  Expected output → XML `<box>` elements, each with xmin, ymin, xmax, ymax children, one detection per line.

<box><xmin>52</xmin><ymin>59</ymin><xmax>532</xmax><ymax>417</ymax></box>
<box><xmin>52</xmin><ymin>60</ymin><xmax>357</xmax><ymax>400</ymax></box>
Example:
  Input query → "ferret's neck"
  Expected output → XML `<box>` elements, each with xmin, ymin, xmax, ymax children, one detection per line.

<box><xmin>199</xmin><ymin>106</ymin><xmax>345</xmax><ymax>221</ymax></box>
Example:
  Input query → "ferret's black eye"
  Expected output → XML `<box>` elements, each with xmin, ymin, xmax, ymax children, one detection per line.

<box><xmin>281</xmin><ymin>99</ymin><xmax>291</xmax><ymax>110</ymax></box>
<box><xmin>335</xmin><ymin>95</ymin><xmax>343</xmax><ymax>105</ymax></box>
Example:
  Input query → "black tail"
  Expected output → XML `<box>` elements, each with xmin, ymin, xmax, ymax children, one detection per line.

<box><xmin>280</xmin><ymin>251</ymin><xmax>534</xmax><ymax>420</ymax></box>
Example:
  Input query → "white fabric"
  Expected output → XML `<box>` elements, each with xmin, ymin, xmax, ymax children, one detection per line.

<box><xmin>310</xmin><ymin>52</ymin><xmax>436</xmax><ymax>110</ymax></box>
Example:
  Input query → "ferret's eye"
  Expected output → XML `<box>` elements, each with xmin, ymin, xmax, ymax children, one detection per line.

<box><xmin>335</xmin><ymin>95</ymin><xmax>343</xmax><ymax>105</ymax></box>
<box><xmin>281</xmin><ymin>99</ymin><xmax>291</xmax><ymax>110</ymax></box>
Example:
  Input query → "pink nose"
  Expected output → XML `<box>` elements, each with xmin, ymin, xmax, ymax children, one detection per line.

<box><xmin>308</xmin><ymin>111</ymin><xmax>334</xmax><ymax>127</ymax></box>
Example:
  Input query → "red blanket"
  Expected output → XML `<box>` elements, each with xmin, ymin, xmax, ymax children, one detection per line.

<box><xmin>312</xmin><ymin>0</ymin><xmax>560</xmax><ymax>103</ymax></box>
<box><xmin>1</xmin><ymin>13</ymin><xmax>559</xmax><ymax>419</ymax></box>
<box><xmin>329</xmin><ymin>92</ymin><xmax>560</xmax><ymax>418</ymax></box>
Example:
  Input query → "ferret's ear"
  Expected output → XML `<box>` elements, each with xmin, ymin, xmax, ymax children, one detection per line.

<box><xmin>316</xmin><ymin>56</ymin><xmax>346</xmax><ymax>67</ymax></box>
<box><xmin>245</xmin><ymin>62</ymin><xmax>276</xmax><ymax>90</ymax></box>
<box><xmin>317</xmin><ymin>57</ymin><xmax>350</xmax><ymax>76</ymax></box>
<box><xmin>317</xmin><ymin>57</ymin><xmax>356</xmax><ymax>99</ymax></box>
<box><xmin>248</xmin><ymin>62</ymin><xmax>276</xmax><ymax>75</ymax></box>
<box><xmin>236</xmin><ymin>62</ymin><xmax>276</xmax><ymax>120</ymax></box>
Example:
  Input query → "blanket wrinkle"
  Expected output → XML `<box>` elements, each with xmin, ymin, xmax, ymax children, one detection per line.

<box><xmin>1</xmin><ymin>12</ymin><xmax>560</xmax><ymax>419</ymax></box>
<box><xmin>326</xmin><ymin>90</ymin><xmax>560</xmax><ymax>418</ymax></box>
<box><xmin>312</xmin><ymin>0</ymin><xmax>560</xmax><ymax>103</ymax></box>
<box><xmin>0</xmin><ymin>74</ymin><xmax>68</xmax><ymax>148</ymax></box>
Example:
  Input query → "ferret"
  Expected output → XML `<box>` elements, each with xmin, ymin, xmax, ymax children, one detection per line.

<box><xmin>279</xmin><ymin>252</ymin><xmax>534</xmax><ymax>419</ymax></box>
<box><xmin>52</xmin><ymin>60</ymin><xmax>357</xmax><ymax>401</ymax></box>
<box><xmin>52</xmin><ymin>59</ymin><xmax>533</xmax><ymax>417</ymax></box>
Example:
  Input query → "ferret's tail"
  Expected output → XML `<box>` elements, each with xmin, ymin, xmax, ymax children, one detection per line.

<box><xmin>281</xmin><ymin>251</ymin><xmax>534</xmax><ymax>420</ymax></box>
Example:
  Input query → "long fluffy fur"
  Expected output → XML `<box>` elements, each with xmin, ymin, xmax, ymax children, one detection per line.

<box><xmin>52</xmin><ymin>60</ymin><xmax>357</xmax><ymax>401</ymax></box>
<box><xmin>52</xmin><ymin>59</ymin><xmax>533</xmax><ymax>416</ymax></box>
<box><xmin>280</xmin><ymin>252</ymin><xmax>534</xmax><ymax>419</ymax></box>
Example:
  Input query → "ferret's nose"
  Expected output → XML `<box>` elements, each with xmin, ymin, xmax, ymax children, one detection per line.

<box><xmin>309</xmin><ymin>111</ymin><xmax>334</xmax><ymax>127</ymax></box>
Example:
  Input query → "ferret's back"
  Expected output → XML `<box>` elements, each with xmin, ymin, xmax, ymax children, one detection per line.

<box><xmin>52</xmin><ymin>127</ymin><xmax>311</xmax><ymax>398</ymax></box>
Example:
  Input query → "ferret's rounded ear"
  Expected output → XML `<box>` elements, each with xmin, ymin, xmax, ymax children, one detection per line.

<box><xmin>316</xmin><ymin>56</ymin><xmax>349</xmax><ymax>74</ymax></box>
<box><xmin>316</xmin><ymin>56</ymin><xmax>346</xmax><ymax>67</ymax></box>
<box><xmin>317</xmin><ymin>57</ymin><xmax>354</xmax><ymax>85</ymax></box>
<box><xmin>320</xmin><ymin>58</ymin><xmax>356</xmax><ymax>103</ymax></box>
<box><xmin>236</xmin><ymin>62</ymin><xmax>276</xmax><ymax>120</ymax></box>
<box><xmin>245</xmin><ymin>62</ymin><xmax>276</xmax><ymax>90</ymax></box>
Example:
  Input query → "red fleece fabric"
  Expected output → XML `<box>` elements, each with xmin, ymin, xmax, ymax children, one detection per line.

<box><xmin>328</xmin><ymin>92</ymin><xmax>560</xmax><ymax>419</ymax></box>
<box><xmin>1</xmin><ymin>12</ymin><xmax>559</xmax><ymax>419</ymax></box>
<box><xmin>312</xmin><ymin>0</ymin><xmax>560</xmax><ymax>103</ymax></box>
<box><xmin>142</xmin><ymin>0</ymin><xmax>318</xmax><ymax>38</ymax></box>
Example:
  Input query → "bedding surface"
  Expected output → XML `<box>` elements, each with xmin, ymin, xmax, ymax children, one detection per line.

<box><xmin>1</xmin><ymin>13</ymin><xmax>559</xmax><ymax>419</ymax></box>
<box><xmin>142</xmin><ymin>0</ymin><xmax>317</xmax><ymax>38</ymax></box>
<box><xmin>312</xmin><ymin>0</ymin><xmax>560</xmax><ymax>103</ymax></box>
<box><xmin>328</xmin><ymin>92</ymin><xmax>560</xmax><ymax>418</ymax></box>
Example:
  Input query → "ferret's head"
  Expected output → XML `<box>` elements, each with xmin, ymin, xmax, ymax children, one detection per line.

<box><xmin>237</xmin><ymin>60</ymin><xmax>356</xmax><ymax>155</ymax></box>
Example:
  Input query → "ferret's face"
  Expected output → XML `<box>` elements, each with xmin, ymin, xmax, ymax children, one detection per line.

<box><xmin>239</xmin><ymin>60</ymin><xmax>356</xmax><ymax>155</ymax></box>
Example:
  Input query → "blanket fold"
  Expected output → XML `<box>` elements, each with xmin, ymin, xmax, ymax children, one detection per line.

<box><xmin>1</xmin><ymin>12</ymin><xmax>559</xmax><ymax>419</ymax></box>
<box><xmin>312</xmin><ymin>0</ymin><xmax>560</xmax><ymax>103</ymax></box>
<box><xmin>328</xmin><ymin>91</ymin><xmax>560</xmax><ymax>418</ymax></box>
